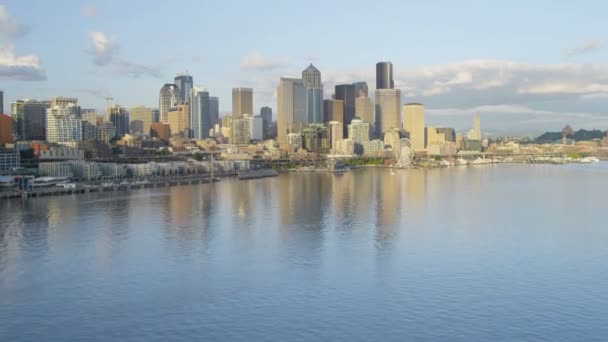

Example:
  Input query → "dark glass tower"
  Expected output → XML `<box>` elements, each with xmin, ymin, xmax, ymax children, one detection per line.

<box><xmin>376</xmin><ymin>62</ymin><xmax>394</xmax><ymax>89</ymax></box>
<box><xmin>334</xmin><ymin>84</ymin><xmax>356</xmax><ymax>136</ymax></box>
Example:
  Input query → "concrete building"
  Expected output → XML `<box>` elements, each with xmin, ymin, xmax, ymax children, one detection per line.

<box><xmin>190</xmin><ymin>87</ymin><xmax>211</xmax><ymax>139</ymax></box>
<box><xmin>151</xmin><ymin>123</ymin><xmax>171</xmax><ymax>143</ymax></box>
<box><xmin>109</xmin><ymin>105</ymin><xmax>129</xmax><ymax>138</ymax></box>
<box><xmin>159</xmin><ymin>83</ymin><xmax>181</xmax><ymax>124</ymax></box>
<box><xmin>427</xmin><ymin>142</ymin><xmax>458</xmax><ymax>156</ymax></box>
<box><xmin>403</xmin><ymin>103</ymin><xmax>425</xmax><ymax>151</ymax></box>
<box><xmin>426</xmin><ymin>126</ymin><xmax>446</xmax><ymax>147</ymax></box>
<box><xmin>174</xmin><ymin>74</ymin><xmax>193</xmax><ymax>105</ymax></box>
<box><xmin>335</xmin><ymin>138</ymin><xmax>355</xmax><ymax>155</ymax></box>
<box><xmin>232</xmin><ymin>87</ymin><xmax>253</xmax><ymax>119</ymax></box>
<box><xmin>0</xmin><ymin>114</ymin><xmax>13</xmax><ymax>145</ymax></box>
<box><xmin>11</xmin><ymin>100</ymin><xmax>49</xmax><ymax>141</ymax></box>
<box><xmin>335</xmin><ymin>84</ymin><xmax>356</xmax><ymax>136</ymax></box>
<box><xmin>230</xmin><ymin>115</ymin><xmax>251</xmax><ymax>145</ymax></box>
<box><xmin>376</xmin><ymin>62</ymin><xmax>394</xmax><ymax>89</ymax></box>
<box><xmin>46</xmin><ymin>105</ymin><xmax>82</xmax><ymax>143</ymax></box>
<box><xmin>40</xmin><ymin>147</ymin><xmax>84</xmax><ymax>160</ymax></box>
<box><xmin>277</xmin><ymin>77</ymin><xmax>306</xmax><ymax>143</ymax></box>
<box><xmin>168</xmin><ymin>104</ymin><xmax>190</xmax><ymax>137</ymax></box>
<box><xmin>250</xmin><ymin>115</ymin><xmax>264</xmax><ymax>141</ymax></box>
<box><xmin>355</xmin><ymin>96</ymin><xmax>374</xmax><ymax>127</ymax></box>
<box><xmin>302</xmin><ymin>64</ymin><xmax>323</xmax><ymax>123</ymax></box>
<box><xmin>436</xmin><ymin>127</ymin><xmax>456</xmax><ymax>142</ymax></box>
<box><xmin>328</xmin><ymin>121</ymin><xmax>343</xmax><ymax>152</ymax></box>
<box><xmin>349</xmin><ymin>119</ymin><xmax>371</xmax><ymax>155</ymax></box>
<box><xmin>129</xmin><ymin>106</ymin><xmax>153</xmax><ymax>135</ymax></box>
<box><xmin>375</xmin><ymin>89</ymin><xmax>401</xmax><ymax>137</ymax></box>
<box><xmin>323</xmin><ymin>99</ymin><xmax>344</xmax><ymax>123</ymax></box>
<box><xmin>364</xmin><ymin>140</ymin><xmax>385</xmax><ymax>157</ymax></box>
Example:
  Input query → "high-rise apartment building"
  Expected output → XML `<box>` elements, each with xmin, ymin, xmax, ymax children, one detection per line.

<box><xmin>375</xmin><ymin>89</ymin><xmax>401</xmax><ymax>136</ymax></box>
<box><xmin>190</xmin><ymin>87</ymin><xmax>211</xmax><ymax>139</ymax></box>
<box><xmin>277</xmin><ymin>77</ymin><xmax>306</xmax><ymax>143</ymax></box>
<box><xmin>46</xmin><ymin>105</ymin><xmax>82</xmax><ymax>143</ymax></box>
<box><xmin>323</xmin><ymin>99</ymin><xmax>344</xmax><ymax>123</ymax></box>
<box><xmin>0</xmin><ymin>114</ymin><xmax>13</xmax><ymax>145</ymax></box>
<box><xmin>403</xmin><ymin>103</ymin><xmax>425</xmax><ymax>151</ymax></box>
<box><xmin>174</xmin><ymin>74</ymin><xmax>193</xmax><ymax>105</ymax></box>
<box><xmin>302</xmin><ymin>64</ymin><xmax>323</xmax><ymax>123</ymax></box>
<box><xmin>348</xmin><ymin>119</ymin><xmax>370</xmax><ymax>144</ymax></box>
<box><xmin>129</xmin><ymin>106</ymin><xmax>154</xmax><ymax>135</ymax></box>
<box><xmin>230</xmin><ymin>115</ymin><xmax>251</xmax><ymax>145</ymax></box>
<box><xmin>168</xmin><ymin>104</ymin><xmax>189</xmax><ymax>137</ymax></box>
<box><xmin>328</xmin><ymin>121</ymin><xmax>343</xmax><ymax>152</ymax></box>
<box><xmin>159</xmin><ymin>84</ymin><xmax>181</xmax><ymax>123</ymax></box>
<box><xmin>335</xmin><ymin>84</ymin><xmax>356</xmax><ymax>136</ymax></box>
<box><xmin>232</xmin><ymin>88</ymin><xmax>253</xmax><ymax>119</ymax></box>
<box><xmin>11</xmin><ymin>100</ymin><xmax>49</xmax><ymax>141</ymax></box>
<box><xmin>376</xmin><ymin>62</ymin><xmax>394</xmax><ymax>89</ymax></box>
<box><xmin>109</xmin><ymin>105</ymin><xmax>129</xmax><ymax>138</ymax></box>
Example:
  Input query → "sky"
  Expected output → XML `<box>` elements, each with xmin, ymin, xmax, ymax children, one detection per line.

<box><xmin>1</xmin><ymin>0</ymin><xmax>608</xmax><ymax>136</ymax></box>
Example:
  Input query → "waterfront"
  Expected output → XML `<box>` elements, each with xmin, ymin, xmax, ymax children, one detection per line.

<box><xmin>1</xmin><ymin>163</ymin><xmax>608</xmax><ymax>341</ymax></box>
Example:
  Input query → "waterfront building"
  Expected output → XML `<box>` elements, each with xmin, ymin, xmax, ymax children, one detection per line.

<box><xmin>159</xmin><ymin>84</ymin><xmax>181</xmax><ymax>124</ymax></box>
<box><xmin>109</xmin><ymin>105</ymin><xmax>129</xmax><ymax>138</ymax></box>
<box><xmin>174</xmin><ymin>74</ymin><xmax>193</xmax><ymax>105</ymax></box>
<box><xmin>353</xmin><ymin>81</ymin><xmax>369</xmax><ymax>98</ymax></box>
<box><xmin>403</xmin><ymin>103</ymin><xmax>425</xmax><ymax>151</ymax></box>
<box><xmin>0</xmin><ymin>148</ymin><xmax>19</xmax><ymax>174</ymax></box>
<box><xmin>375</xmin><ymin>89</ymin><xmax>401</xmax><ymax>137</ymax></box>
<box><xmin>40</xmin><ymin>147</ymin><xmax>84</xmax><ymax>160</ymax></box>
<box><xmin>349</xmin><ymin>119</ymin><xmax>371</xmax><ymax>155</ymax></box>
<box><xmin>10</xmin><ymin>100</ymin><xmax>49</xmax><ymax>141</ymax></box>
<box><xmin>129</xmin><ymin>106</ymin><xmax>153</xmax><ymax>135</ymax></box>
<box><xmin>302</xmin><ymin>64</ymin><xmax>323</xmax><ymax>123</ymax></box>
<box><xmin>376</xmin><ymin>62</ymin><xmax>394</xmax><ymax>89</ymax></box>
<box><xmin>426</xmin><ymin>126</ymin><xmax>446</xmax><ymax>147</ymax></box>
<box><xmin>277</xmin><ymin>77</ymin><xmax>306</xmax><ymax>143</ymax></box>
<box><xmin>427</xmin><ymin>142</ymin><xmax>458</xmax><ymax>156</ymax></box>
<box><xmin>328</xmin><ymin>121</ymin><xmax>343</xmax><ymax>152</ymax></box>
<box><xmin>38</xmin><ymin>162</ymin><xmax>74</xmax><ymax>178</ymax></box>
<box><xmin>335</xmin><ymin>138</ymin><xmax>355</xmax><ymax>155</ymax></box>
<box><xmin>335</xmin><ymin>84</ymin><xmax>356</xmax><ymax>136</ymax></box>
<box><xmin>190</xmin><ymin>87</ymin><xmax>211</xmax><ymax>139</ymax></box>
<box><xmin>168</xmin><ymin>104</ymin><xmax>190</xmax><ymax>137</ymax></box>
<box><xmin>46</xmin><ymin>105</ymin><xmax>82</xmax><ymax>143</ymax></box>
<box><xmin>323</xmin><ymin>99</ymin><xmax>344</xmax><ymax>123</ymax></box>
<box><xmin>0</xmin><ymin>114</ymin><xmax>13</xmax><ymax>145</ymax></box>
<box><xmin>302</xmin><ymin>124</ymin><xmax>329</xmax><ymax>153</ymax></box>
<box><xmin>150</xmin><ymin>123</ymin><xmax>171</xmax><ymax>143</ymax></box>
<box><xmin>364</xmin><ymin>139</ymin><xmax>385</xmax><ymax>157</ymax></box>
<box><xmin>232</xmin><ymin>87</ymin><xmax>253</xmax><ymax>119</ymax></box>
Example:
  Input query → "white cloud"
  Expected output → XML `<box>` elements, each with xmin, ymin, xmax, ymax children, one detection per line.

<box><xmin>87</xmin><ymin>31</ymin><xmax>161</xmax><ymax>78</ymax></box>
<box><xmin>0</xmin><ymin>44</ymin><xmax>46</xmax><ymax>80</ymax></box>
<box><xmin>240</xmin><ymin>52</ymin><xmax>284</xmax><ymax>71</ymax></box>
<box><xmin>564</xmin><ymin>41</ymin><xmax>604</xmax><ymax>58</ymax></box>
<box><xmin>0</xmin><ymin>5</ymin><xmax>29</xmax><ymax>41</ymax></box>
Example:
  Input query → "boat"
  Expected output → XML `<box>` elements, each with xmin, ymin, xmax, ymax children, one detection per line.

<box><xmin>32</xmin><ymin>177</ymin><xmax>71</xmax><ymax>188</ymax></box>
<box><xmin>580</xmin><ymin>156</ymin><xmax>600</xmax><ymax>163</ymax></box>
<box><xmin>238</xmin><ymin>169</ymin><xmax>279</xmax><ymax>180</ymax></box>
<box><xmin>456</xmin><ymin>158</ymin><xmax>468</xmax><ymax>166</ymax></box>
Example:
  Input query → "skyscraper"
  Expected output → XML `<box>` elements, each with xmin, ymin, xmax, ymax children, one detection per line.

<box><xmin>352</xmin><ymin>82</ymin><xmax>369</xmax><ymax>98</ymax></box>
<box><xmin>468</xmin><ymin>113</ymin><xmax>481</xmax><ymax>140</ymax></box>
<box><xmin>335</xmin><ymin>84</ymin><xmax>356</xmax><ymax>136</ymax></box>
<box><xmin>168</xmin><ymin>104</ymin><xmax>189</xmax><ymax>137</ymax></box>
<box><xmin>355</xmin><ymin>96</ymin><xmax>374</xmax><ymax>125</ymax></box>
<box><xmin>109</xmin><ymin>105</ymin><xmax>129</xmax><ymax>138</ymax></box>
<box><xmin>302</xmin><ymin>64</ymin><xmax>323</xmax><ymax>123</ymax></box>
<box><xmin>323</xmin><ymin>99</ymin><xmax>344</xmax><ymax>123</ymax></box>
<box><xmin>190</xmin><ymin>87</ymin><xmax>211</xmax><ymax>139</ymax></box>
<box><xmin>232</xmin><ymin>87</ymin><xmax>253</xmax><ymax>118</ymax></box>
<box><xmin>209</xmin><ymin>97</ymin><xmax>219</xmax><ymax>127</ymax></box>
<box><xmin>375</xmin><ymin>89</ymin><xmax>401</xmax><ymax>136</ymax></box>
<box><xmin>174</xmin><ymin>74</ymin><xmax>193</xmax><ymax>105</ymax></box>
<box><xmin>403</xmin><ymin>103</ymin><xmax>425</xmax><ymax>151</ymax></box>
<box><xmin>0</xmin><ymin>90</ymin><xmax>4</xmax><ymax>114</ymax></box>
<box><xmin>376</xmin><ymin>62</ymin><xmax>394</xmax><ymax>89</ymax></box>
<box><xmin>129</xmin><ymin>106</ymin><xmax>154</xmax><ymax>135</ymax></box>
<box><xmin>46</xmin><ymin>105</ymin><xmax>82</xmax><ymax>143</ymax></box>
<box><xmin>277</xmin><ymin>77</ymin><xmax>306</xmax><ymax>143</ymax></box>
<box><xmin>260</xmin><ymin>106</ymin><xmax>272</xmax><ymax>138</ymax></box>
<box><xmin>159</xmin><ymin>84</ymin><xmax>180</xmax><ymax>124</ymax></box>
<box><xmin>0</xmin><ymin>114</ymin><xmax>12</xmax><ymax>145</ymax></box>
<box><xmin>11</xmin><ymin>100</ymin><xmax>49</xmax><ymax>141</ymax></box>
<box><xmin>328</xmin><ymin>121</ymin><xmax>343</xmax><ymax>152</ymax></box>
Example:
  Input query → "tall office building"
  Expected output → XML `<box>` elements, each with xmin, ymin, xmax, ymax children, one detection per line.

<box><xmin>355</xmin><ymin>96</ymin><xmax>374</xmax><ymax>125</ymax></box>
<box><xmin>174</xmin><ymin>74</ymin><xmax>193</xmax><ymax>105</ymax></box>
<box><xmin>190</xmin><ymin>87</ymin><xmax>211</xmax><ymax>139</ymax></box>
<box><xmin>302</xmin><ymin>64</ymin><xmax>323</xmax><ymax>123</ymax></box>
<box><xmin>277</xmin><ymin>77</ymin><xmax>306</xmax><ymax>143</ymax></box>
<box><xmin>335</xmin><ymin>84</ymin><xmax>356</xmax><ymax>136</ymax></box>
<box><xmin>436</xmin><ymin>127</ymin><xmax>456</xmax><ymax>142</ymax></box>
<box><xmin>151</xmin><ymin>123</ymin><xmax>171</xmax><ymax>143</ymax></box>
<box><xmin>249</xmin><ymin>115</ymin><xmax>264</xmax><ymax>141</ymax></box>
<box><xmin>352</xmin><ymin>82</ymin><xmax>369</xmax><ymax>98</ymax></box>
<box><xmin>260</xmin><ymin>106</ymin><xmax>272</xmax><ymax>138</ymax></box>
<box><xmin>11</xmin><ymin>100</ymin><xmax>49</xmax><ymax>141</ymax></box>
<box><xmin>403</xmin><ymin>103</ymin><xmax>425</xmax><ymax>151</ymax></box>
<box><xmin>159</xmin><ymin>83</ymin><xmax>181</xmax><ymax>124</ymax></box>
<box><xmin>109</xmin><ymin>105</ymin><xmax>129</xmax><ymax>138</ymax></box>
<box><xmin>323</xmin><ymin>99</ymin><xmax>344</xmax><ymax>123</ymax></box>
<box><xmin>168</xmin><ymin>104</ymin><xmax>190</xmax><ymax>137</ymax></box>
<box><xmin>468</xmin><ymin>113</ymin><xmax>481</xmax><ymax>140</ymax></box>
<box><xmin>129</xmin><ymin>106</ymin><xmax>154</xmax><ymax>135</ymax></box>
<box><xmin>0</xmin><ymin>114</ymin><xmax>12</xmax><ymax>145</ymax></box>
<box><xmin>328</xmin><ymin>121</ymin><xmax>343</xmax><ymax>152</ymax></box>
<box><xmin>375</xmin><ymin>89</ymin><xmax>401</xmax><ymax>137</ymax></box>
<box><xmin>151</xmin><ymin>109</ymin><xmax>160</xmax><ymax>123</ymax></box>
<box><xmin>46</xmin><ymin>105</ymin><xmax>82</xmax><ymax>143</ymax></box>
<box><xmin>209</xmin><ymin>97</ymin><xmax>219</xmax><ymax>127</ymax></box>
<box><xmin>376</xmin><ymin>62</ymin><xmax>394</xmax><ymax>89</ymax></box>
<box><xmin>232</xmin><ymin>87</ymin><xmax>253</xmax><ymax>118</ymax></box>
<box><xmin>0</xmin><ymin>90</ymin><xmax>4</xmax><ymax>114</ymax></box>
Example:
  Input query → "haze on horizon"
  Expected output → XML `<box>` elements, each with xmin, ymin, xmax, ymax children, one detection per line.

<box><xmin>1</xmin><ymin>0</ymin><xmax>607</xmax><ymax>136</ymax></box>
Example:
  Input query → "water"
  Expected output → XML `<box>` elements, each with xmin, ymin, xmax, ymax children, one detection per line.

<box><xmin>1</xmin><ymin>163</ymin><xmax>608</xmax><ymax>341</ymax></box>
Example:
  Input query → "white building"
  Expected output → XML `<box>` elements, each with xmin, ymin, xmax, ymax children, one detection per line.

<box><xmin>249</xmin><ymin>115</ymin><xmax>264</xmax><ymax>141</ymax></box>
<box><xmin>46</xmin><ymin>105</ymin><xmax>82</xmax><ymax>143</ymax></box>
<box><xmin>328</xmin><ymin>121</ymin><xmax>343</xmax><ymax>153</ymax></box>
<box><xmin>348</xmin><ymin>119</ymin><xmax>370</xmax><ymax>144</ymax></box>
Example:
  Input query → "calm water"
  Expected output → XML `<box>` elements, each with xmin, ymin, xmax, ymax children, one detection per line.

<box><xmin>1</xmin><ymin>163</ymin><xmax>608</xmax><ymax>341</ymax></box>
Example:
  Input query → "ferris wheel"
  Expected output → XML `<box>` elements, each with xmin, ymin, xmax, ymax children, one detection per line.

<box><xmin>394</xmin><ymin>138</ymin><xmax>414</xmax><ymax>168</ymax></box>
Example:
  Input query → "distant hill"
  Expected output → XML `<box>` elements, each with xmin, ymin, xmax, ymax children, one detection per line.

<box><xmin>534</xmin><ymin>129</ymin><xmax>606</xmax><ymax>144</ymax></box>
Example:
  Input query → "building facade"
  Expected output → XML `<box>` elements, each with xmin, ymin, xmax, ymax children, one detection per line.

<box><xmin>129</xmin><ymin>106</ymin><xmax>153</xmax><ymax>135</ymax></box>
<box><xmin>277</xmin><ymin>77</ymin><xmax>306</xmax><ymax>143</ymax></box>
<box><xmin>46</xmin><ymin>106</ymin><xmax>83</xmax><ymax>143</ymax></box>
<box><xmin>328</xmin><ymin>121</ymin><xmax>343</xmax><ymax>152</ymax></box>
<box><xmin>11</xmin><ymin>100</ymin><xmax>49</xmax><ymax>141</ymax></box>
<box><xmin>403</xmin><ymin>103</ymin><xmax>425</xmax><ymax>151</ymax></box>
<box><xmin>323</xmin><ymin>99</ymin><xmax>344</xmax><ymax>123</ymax></box>
<box><xmin>190</xmin><ymin>87</ymin><xmax>211</xmax><ymax>139</ymax></box>
<box><xmin>375</xmin><ymin>89</ymin><xmax>401</xmax><ymax>137</ymax></box>
<box><xmin>376</xmin><ymin>62</ymin><xmax>394</xmax><ymax>89</ymax></box>
<box><xmin>168</xmin><ymin>104</ymin><xmax>190</xmax><ymax>137</ymax></box>
<box><xmin>159</xmin><ymin>83</ymin><xmax>181</xmax><ymax>124</ymax></box>
<box><xmin>232</xmin><ymin>88</ymin><xmax>253</xmax><ymax>119</ymax></box>
<box><xmin>302</xmin><ymin>64</ymin><xmax>323</xmax><ymax>123</ymax></box>
<box><xmin>109</xmin><ymin>105</ymin><xmax>129</xmax><ymax>138</ymax></box>
<box><xmin>335</xmin><ymin>84</ymin><xmax>356</xmax><ymax>136</ymax></box>
<box><xmin>174</xmin><ymin>74</ymin><xmax>193</xmax><ymax>105</ymax></box>
<box><xmin>0</xmin><ymin>114</ymin><xmax>13</xmax><ymax>145</ymax></box>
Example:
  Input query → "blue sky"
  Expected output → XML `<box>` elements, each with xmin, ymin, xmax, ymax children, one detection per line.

<box><xmin>1</xmin><ymin>0</ymin><xmax>608</xmax><ymax>135</ymax></box>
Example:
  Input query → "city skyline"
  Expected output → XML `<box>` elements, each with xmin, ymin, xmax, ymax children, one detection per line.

<box><xmin>1</xmin><ymin>1</ymin><xmax>608</xmax><ymax>134</ymax></box>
